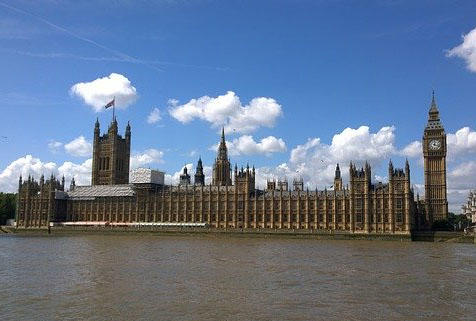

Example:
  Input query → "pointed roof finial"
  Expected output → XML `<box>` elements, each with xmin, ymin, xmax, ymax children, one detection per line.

<box><xmin>335</xmin><ymin>163</ymin><xmax>341</xmax><ymax>179</ymax></box>
<box><xmin>429</xmin><ymin>90</ymin><xmax>438</xmax><ymax>113</ymax></box>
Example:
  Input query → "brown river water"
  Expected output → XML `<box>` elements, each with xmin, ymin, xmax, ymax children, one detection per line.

<box><xmin>1</xmin><ymin>234</ymin><xmax>475</xmax><ymax>321</ymax></box>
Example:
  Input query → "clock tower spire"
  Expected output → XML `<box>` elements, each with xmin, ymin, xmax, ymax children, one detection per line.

<box><xmin>422</xmin><ymin>91</ymin><xmax>448</xmax><ymax>224</ymax></box>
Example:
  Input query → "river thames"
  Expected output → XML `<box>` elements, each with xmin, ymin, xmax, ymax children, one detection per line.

<box><xmin>1</xmin><ymin>235</ymin><xmax>475</xmax><ymax>321</ymax></box>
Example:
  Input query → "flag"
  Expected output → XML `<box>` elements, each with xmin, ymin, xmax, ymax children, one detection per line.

<box><xmin>104</xmin><ymin>98</ymin><xmax>115</xmax><ymax>109</ymax></box>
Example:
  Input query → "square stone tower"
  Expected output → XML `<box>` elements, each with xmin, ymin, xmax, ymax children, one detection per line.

<box><xmin>91</xmin><ymin>118</ymin><xmax>131</xmax><ymax>185</ymax></box>
<box><xmin>422</xmin><ymin>92</ymin><xmax>448</xmax><ymax>222</ymax></box>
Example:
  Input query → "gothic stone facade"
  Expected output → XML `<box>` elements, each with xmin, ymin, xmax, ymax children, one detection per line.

<box><xmin>422</xmin><ymin>93</ymin><xmax>448</xmax><ymax>222</ymax></box>
<box><xmin>16</xmin><ymin>95</ymin><xmax>448</xmax><ymax>233</ymax></box>
<box><xmin>92</xmin><ymin>118</ymin><xmax>131</xmax><ymax>185</ymax></box>
<box><xmin>15</xmin><ymin>175</ymin><xmax>67</xmax><ymax>228</ymax></box>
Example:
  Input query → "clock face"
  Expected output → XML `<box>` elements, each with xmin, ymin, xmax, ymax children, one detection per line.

<box><xmin>429</xmin><ymin>139</ymin><xmax>441</xmax><ymax>150</ymax></box>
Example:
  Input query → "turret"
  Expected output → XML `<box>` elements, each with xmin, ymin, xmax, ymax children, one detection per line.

<box><xmin>349</xmin><ymin>161</ymin><xmax>354</xmax><ymax>178</ymax></box>
<box><xmin>108</xmin><ymin>116</ymin><xmax>118</xmax><ymax>134</ymax></box>
<box><xmin>235</xmin><ymin>162</ymin><xmax>256</xmax><ymax>194</ymax></box>
<box><xmin>364</xmin><ymin>161</ymin><xmax>371</xmax><ymax>180</ymax></box>
<box><xmin>70</xmin><ymin>177</ymin><xmax>76</xmax><ymax>191</ymax></box>
<box><xmin>194</xmin><ymin>157</ymin><xmax>205</xmax><ymax>185</ymax></box>
<box><xmin>267</xmin><ymin>179</ymin><xmax>276</xmax><ymax>190</ymax></box>
<box><xmin>334</xmin><ymin>163</ymin><xmax>343</xmax><ymax>191</ymax></box>
<box><xmin>388</xmin><ymin>159</ymin><xmax>394</xmax><ymax>178</ymax></box>
<box><xmin>293</xmin><ymin>177</ymin><xmax>304</xmax><ymax>191</ymax></box>
<box><xmin>180</xmin><ymin>166</ymin><xmax>191</xmax><ymax>185</ymax></box>
<box><xmin>125</xmin><ymin>121</ymin><xmax>131</xmax><ymax>141</ymax></box>
<box><xmin>94</xmin><ymin>117</ymin><xmax>100</xmax><ymax>138</ymax></box>
<box><xmin>18</xmin><ymin>175</ymin><xmax>22</xmax><ymax>190</ymax></box>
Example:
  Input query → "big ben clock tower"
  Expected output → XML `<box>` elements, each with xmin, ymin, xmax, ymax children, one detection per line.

<box><xmin>422</xmin><ymin>92</ymin><xmax>448</xmax><ymax>223</ymax></box>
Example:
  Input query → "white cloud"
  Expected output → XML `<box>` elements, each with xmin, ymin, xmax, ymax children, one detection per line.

<box><xmin>329</xmin><ymin>126</ymin><xmax>396</xmax><ymax>161</ymax></box>
<box><xmin>130</xmin><ymin>149</ymin><xmax>164</xmax><ymax>169</ymax></box>
<box><xmin>64</xmin><ymin>136</ymin><xmax>93</xmax><ymax>157</ymax></box>
<box><xmin>400</xmin><ymin>141</ymin><xmax>422</xmax><ymax>158</ymax></box>
<box><xmin>289</xmin><ymin>138</ymin><xmax>320</xmax><ymax>164</ymax></box>
<box><xmin>48</xmin><ymin>140</ymin><xmax>63</xmax><ymax>153</ymax></box>
<box><xmin>147</xmin><ymin>107</ymin><xmax>162</xmax><ymax>124</ymax></box>
<box><xmin>57</xmin><ymin>159</ymin><xmax>92</xmax><ymax>186</ymax></box>
<box><xmin>168</xmin><ymin>91</ymin><xmax>282</xmax><ymax>134</ymax></box>
<box><xmin>288</xmin><ymin>126</ymin><xmax>396</xmax><ymax>169</ymax></box>
<box><xmin>374</xmin><ymin>175</ymin><xmax>388</xmax><ymax>183</ymax></box>
<box><xmin>447</xmin><ymin>26</ymin><xmax>476</xmax><ymax>72</ymax></box>
<box><xmin>0</xmin><ymin>155</ymin><xmax>91</xmax><ymax>192</ymax></box>
<box><xmin>70</xmin><ymin>73</ymin><xmax>138</xmax><ymax>112</ymax></box>
<box><xmin>252</xmin><ymin>126</ymin><xmax>398</xmax><ymax>190</ymax></box>
<box><xmin>210</xmin><ymin>135</ymin><xmax>287</xmax><ymax>156</ymax></box>
<box><xmin>168</xmin><ymin>98</ymin><xmax>179</xmax><ymax>106</ymax></box>
<box><xmin>447</xmin><ymin>161</ymin><xmax>476</xmax><ymax>190</ymax></box>
<box><xmin>447</xmin><ymin>127</ymin><xmax>476</xmax><ymax>160</ymax></box>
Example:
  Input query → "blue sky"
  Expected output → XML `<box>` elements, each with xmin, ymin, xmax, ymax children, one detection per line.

<box><xmin>0</xmin><ymin>0</ymin><xmax>475</xmax><ymax>212</ymax></box>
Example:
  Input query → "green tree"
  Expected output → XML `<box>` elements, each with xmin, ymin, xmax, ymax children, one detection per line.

<box><xmin>0</xmin><ymin>193</ymin><xmax>16</xmax><ymax>225</ymax></box>
<box><xmin>432</xmin><ymin>212</ymin><xmax>471</xmax><ymax>231</ymax></box>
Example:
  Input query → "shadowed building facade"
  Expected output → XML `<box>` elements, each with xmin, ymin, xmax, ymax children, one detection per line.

<box><xmin>15</xmin><ymin>95</ymin><xmax>447</xmax><ymax>233</ymax></box>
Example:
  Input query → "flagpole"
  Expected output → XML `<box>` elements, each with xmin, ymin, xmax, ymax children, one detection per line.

<box><xmin>113</xmin><ymin>96</ymin><xmax>115</xmax><ymax>122</ymax></box>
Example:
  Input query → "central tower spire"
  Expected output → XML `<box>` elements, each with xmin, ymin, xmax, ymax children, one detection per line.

<box><xmin>212</xmin><ymin>127</ymin><xmax>232</xmax><ymax>186</ymax></box>
<box><xmin>218</xmin><ymin>127</ymin><xmax>228</xmax><ymax>160</ymax></box>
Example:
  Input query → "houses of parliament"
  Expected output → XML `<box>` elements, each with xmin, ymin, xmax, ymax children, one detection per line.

<box><xmin>15</xmin><ymin>94</ymin><xmax>448</xmax><ymax>234</ymax></box>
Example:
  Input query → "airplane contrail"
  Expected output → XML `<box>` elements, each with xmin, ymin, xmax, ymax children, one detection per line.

<box><xmin>0</xmin><ymin>1</ymin><xmax>163</xmax><ymax>72</ymax></box>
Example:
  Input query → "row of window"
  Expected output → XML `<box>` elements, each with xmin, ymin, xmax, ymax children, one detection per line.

<box><xmin>70</xmin><ymin>208</ymin><xmax>406</xmax><ymax>224</ymax></box>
